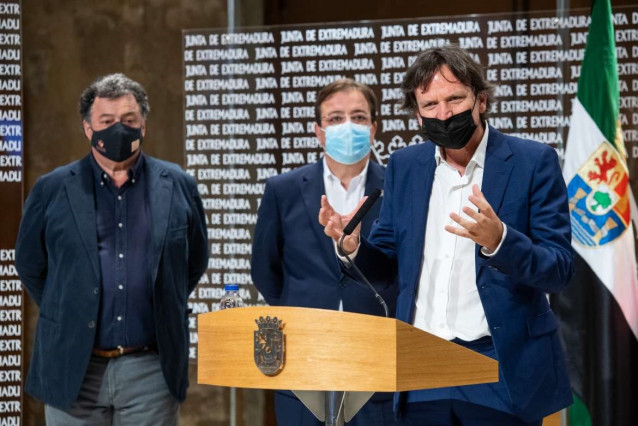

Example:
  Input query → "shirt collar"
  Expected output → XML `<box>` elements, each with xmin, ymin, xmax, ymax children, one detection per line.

<box><xmin>322</xmin><ymin>156</ymin><xmax>369</xmax><ymax>188</ymax></box>
<box><xmin>90</xmin><ymin>151</ymin><xmax>145</xmax><ymax>184</ymax></box>
<box><xmin>434</xmin><ymin>122</ymin><xmax>489</xmax><ymax>170</ymax></box>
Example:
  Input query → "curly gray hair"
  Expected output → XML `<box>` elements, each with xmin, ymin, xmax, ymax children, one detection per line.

<box><xmin>79</xmin><ymin>73</ymin><xmax>150</xmax><ymax>123</ymax></box>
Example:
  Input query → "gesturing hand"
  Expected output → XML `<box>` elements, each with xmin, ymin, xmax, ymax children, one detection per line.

<box><xmin>318</xmin><ymin>195</ymin><xmax>365</xmax><ymax>255</ymax></box>
<box><xmin>445</xmin><ymin>184</ymin><xmax>504</xmax><ymax>252</ymax></box>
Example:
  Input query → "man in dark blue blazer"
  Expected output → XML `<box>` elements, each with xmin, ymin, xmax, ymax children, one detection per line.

<box><xmin>321</xmin><ymin>46</ymin><xmax>573</xmax><ymax>425</ymax></box>
<box><xmin>15</xmin><ymin>74</ymin><xmax>208</xmax><ymax>424</ymax></box>
<box><xmin>251</xmin><ymin>78</ymin><xmax>397</xmax><ymax>425</ymax></box>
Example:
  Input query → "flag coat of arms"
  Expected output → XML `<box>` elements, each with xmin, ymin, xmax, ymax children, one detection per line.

<box><xmin>556</xmin><ymin>0</ymin><xmax>638</xmax><ymax>424</ymax></box>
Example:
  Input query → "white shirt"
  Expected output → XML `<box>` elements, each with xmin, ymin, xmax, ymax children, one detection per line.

<box><xmin>413</xmin><ymin>125</ymin><xmax>502</xmax><ymax>341</ymax></box>
<box><xmin>323</xmin><ymin>157</ymin><xmax>368</xmax><ymax>215</ymax></box>
<box><xmin>323</xmin><ymin>157</ymin><xmax>369</xmax><ymax>311</ymax></box>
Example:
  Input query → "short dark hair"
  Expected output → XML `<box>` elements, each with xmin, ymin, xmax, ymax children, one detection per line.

<box><xmin>79</xmin><ymin>73</ymin><xmax>150</xmax><ymax>123</ymax></box>
<box><xmin>314</xmin><ymin>78</ymin><xmax>378</xmax><ymax>124</ymax></box>
<box><xmin>401</xmin><ymin>45</ymin><xmax>494</xmax><ymax>122</ymax></box>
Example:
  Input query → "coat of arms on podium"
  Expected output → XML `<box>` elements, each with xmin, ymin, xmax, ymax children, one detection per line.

<box><xmin>254</xmin><ymin>316</ymin><xmax>285</xmax><ymax>376</ymax></box>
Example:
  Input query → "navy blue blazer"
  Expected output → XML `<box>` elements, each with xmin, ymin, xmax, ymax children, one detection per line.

<box><xmin>251</xmin><ymin>160</ymin><xmax>396</xmax><ymax>317</ymax></box>
<box><xmin>358</xmin><ymin>127</ymin><xmax>574</xmax><ymax>422</ymax></box>
<box><xmin>15</xmin><ymin>154</ymin><xmax>209</xmax><ymax>408</ymax></box>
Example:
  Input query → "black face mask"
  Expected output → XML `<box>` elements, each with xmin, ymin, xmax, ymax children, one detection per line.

<box><xmin>420</xmin><ymin>96</ymin><xmax>478</xmax><ymax>150</ymax></box>
<box><xmin>91</xmin><ymin>122</ymin><xmax>143</xmax><ymax>162</ymax></box>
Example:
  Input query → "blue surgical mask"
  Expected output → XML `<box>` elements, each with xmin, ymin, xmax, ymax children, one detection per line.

<box><xmin>324</xmin><ymin>122</ymin><xmax>371</xmax><ymax>165</ymax></box>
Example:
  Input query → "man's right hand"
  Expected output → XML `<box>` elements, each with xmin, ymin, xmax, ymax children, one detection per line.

<box><xmin>318</xmin><ymin>195</ymin><xmax>364</xmax><ymax>255</ymax></box>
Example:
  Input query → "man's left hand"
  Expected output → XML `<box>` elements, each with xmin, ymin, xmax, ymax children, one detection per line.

<box><xmin>445</xmin><ymin>184</ymin><xmax>504</xmax><ymax>252</ymax></box>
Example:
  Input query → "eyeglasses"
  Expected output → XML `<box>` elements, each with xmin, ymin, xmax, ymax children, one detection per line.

<box><xmin>321</xmin><ymin>113</ymin><xmax>372</xmax><ymax>127</ymax></box>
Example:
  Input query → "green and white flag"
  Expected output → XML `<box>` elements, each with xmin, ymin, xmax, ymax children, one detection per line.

<box><xmin>557</xmin><ymin>0</ymin><xmax>638</xmax><ymax>424</ymax></box>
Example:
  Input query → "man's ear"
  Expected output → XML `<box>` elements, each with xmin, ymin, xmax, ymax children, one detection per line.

<box><xmin>369</xmin><ymin>121</ymin><xmax>378</xmax><ymax>141</ymax></box>
<box><xmin>478</xmin><ymin>92</ymin><xmax>487</xmax><ymax>114</ymax></box>
<box><xmin>82</xmin><ymin>120</ymin><xmax>93</xmax><ymax>141</ymax></box>
<box><xmin>315</xmin><ymin>122</ymin><xmax>326</xmax><ymax>148</ymax></box>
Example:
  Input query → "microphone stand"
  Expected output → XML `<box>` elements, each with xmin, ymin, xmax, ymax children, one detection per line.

<box><xmin>337</xmin><ymin>234</ymin><xmax>389</xmax><ymax>318</ymax></box>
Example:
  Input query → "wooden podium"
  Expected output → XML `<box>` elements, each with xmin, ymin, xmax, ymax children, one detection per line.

<box><xmin>198</xmin><ymin>306</ymin><xmax>498</xmax><ymax>425</ymax></box>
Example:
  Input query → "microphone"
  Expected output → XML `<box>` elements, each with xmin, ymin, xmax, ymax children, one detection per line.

<box><xmin>342</xmin><ymin>188</ymin><xmax>382</xmax><ymax>236</ymax></box>
<box><xmin>337</xmin><ymin>188</ymin><xmax>389</xmax><ymax>317</ymax></box>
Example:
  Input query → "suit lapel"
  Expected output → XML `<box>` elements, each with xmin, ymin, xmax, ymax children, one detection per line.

<box><xmin>482</xmin><ymin>127</ymin><xmax>514</xmax><ymax>218</ymax></box>
<box><xmin>411</xmin><ymin>144</ymin><xmax>437</xmax><ymax>263</ymax></box>
<box><xmin>476</xmin><ymin>127</ymin><xmax>514</xmax><ymax>267</ymax></box>
<box><xmin>146</xmin><ymin>157</ymin><xmax>174</xmax><ymax>285</ymax></box>
<box><xmin>65</xmin><ymin>156</ymin><xmax>100</xmax><ymax>282</ymax></box>
<box><xmin>361</xmin><ymin>162</ymin><xmax>384</xmax><ymax>235</ymax></box>
<box><xmin>300</xmin><ymin>162</ymin><xmax>336</xmax><ymax>264</ymax></box>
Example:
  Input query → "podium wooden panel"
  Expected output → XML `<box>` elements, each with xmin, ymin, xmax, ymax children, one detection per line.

<box><xmin>198</xmin><ymin>306</ymin><xmax>498</xmax><ymax>392</ymax></box>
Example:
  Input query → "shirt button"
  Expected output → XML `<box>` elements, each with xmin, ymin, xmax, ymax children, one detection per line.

<box><xmin>118</xmin><ymin>284</ymin><xmax>124</xmax><ymax>290</ymax></box>
<box><xmin>117</xmin><ymin>316</ymin><xmax>122</xmax><ymax>321</ymax></box>
<box><xmin>118</xmin><ymin>223</ymin><xmax>123</xmax><ymax>228</ymax></box>
<box><xmin>88</xmin><ymin>321</ymin><xmax>96</xmax><ymax>328</ymax></box>
<box><xmin>93</xmin><ymin>288</ymin><xmax>99</xmax><ymax>295</ymax></box>
<box><xmin>100</xmin><ymin>182</ymin><xmax>104</xmax><ymax>186</ymax></box>
<box><xmin>119</xmin><ymin>253</ymin><xmax>124</xmax><ymax>259</ymax></box>
<box><xmin>131</xmin><ymin>178</ymin><xmax>136</xmax><ymax>184</ymax></box>
<box><xmin>118</xmin><ymin>195</ymin><xmax>122</xmax><ymax>201</ymax></box>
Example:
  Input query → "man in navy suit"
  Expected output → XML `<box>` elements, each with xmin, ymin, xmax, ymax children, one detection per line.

<box><xmin>251</xmin><ymin>78</ymin><xmax>397</xmax><ymax>425</ymax></box>
<box><xmin>321</xmin><ymin>46</ymin><xmax>574</xmax><ymax>425</ymax></box>
<box><xmin>15</xmin><ymin>74</ymin><xmax>208</xmax><ymax>425</ymax></box>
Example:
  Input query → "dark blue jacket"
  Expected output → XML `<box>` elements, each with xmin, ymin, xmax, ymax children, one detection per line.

<box><xmin>15</xmin><ymin>154</ymin><xmax>209</xmax><ymax>408</ymax></box>
<box><xmin>358</xmin><ymin>127</ymin><xmax>574</xmax><ymax>422</ymax></box>
<box><xmin>251</xmin><ymin>160</ymin><xmax>396</xmax><ymax>316</ymax></box>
